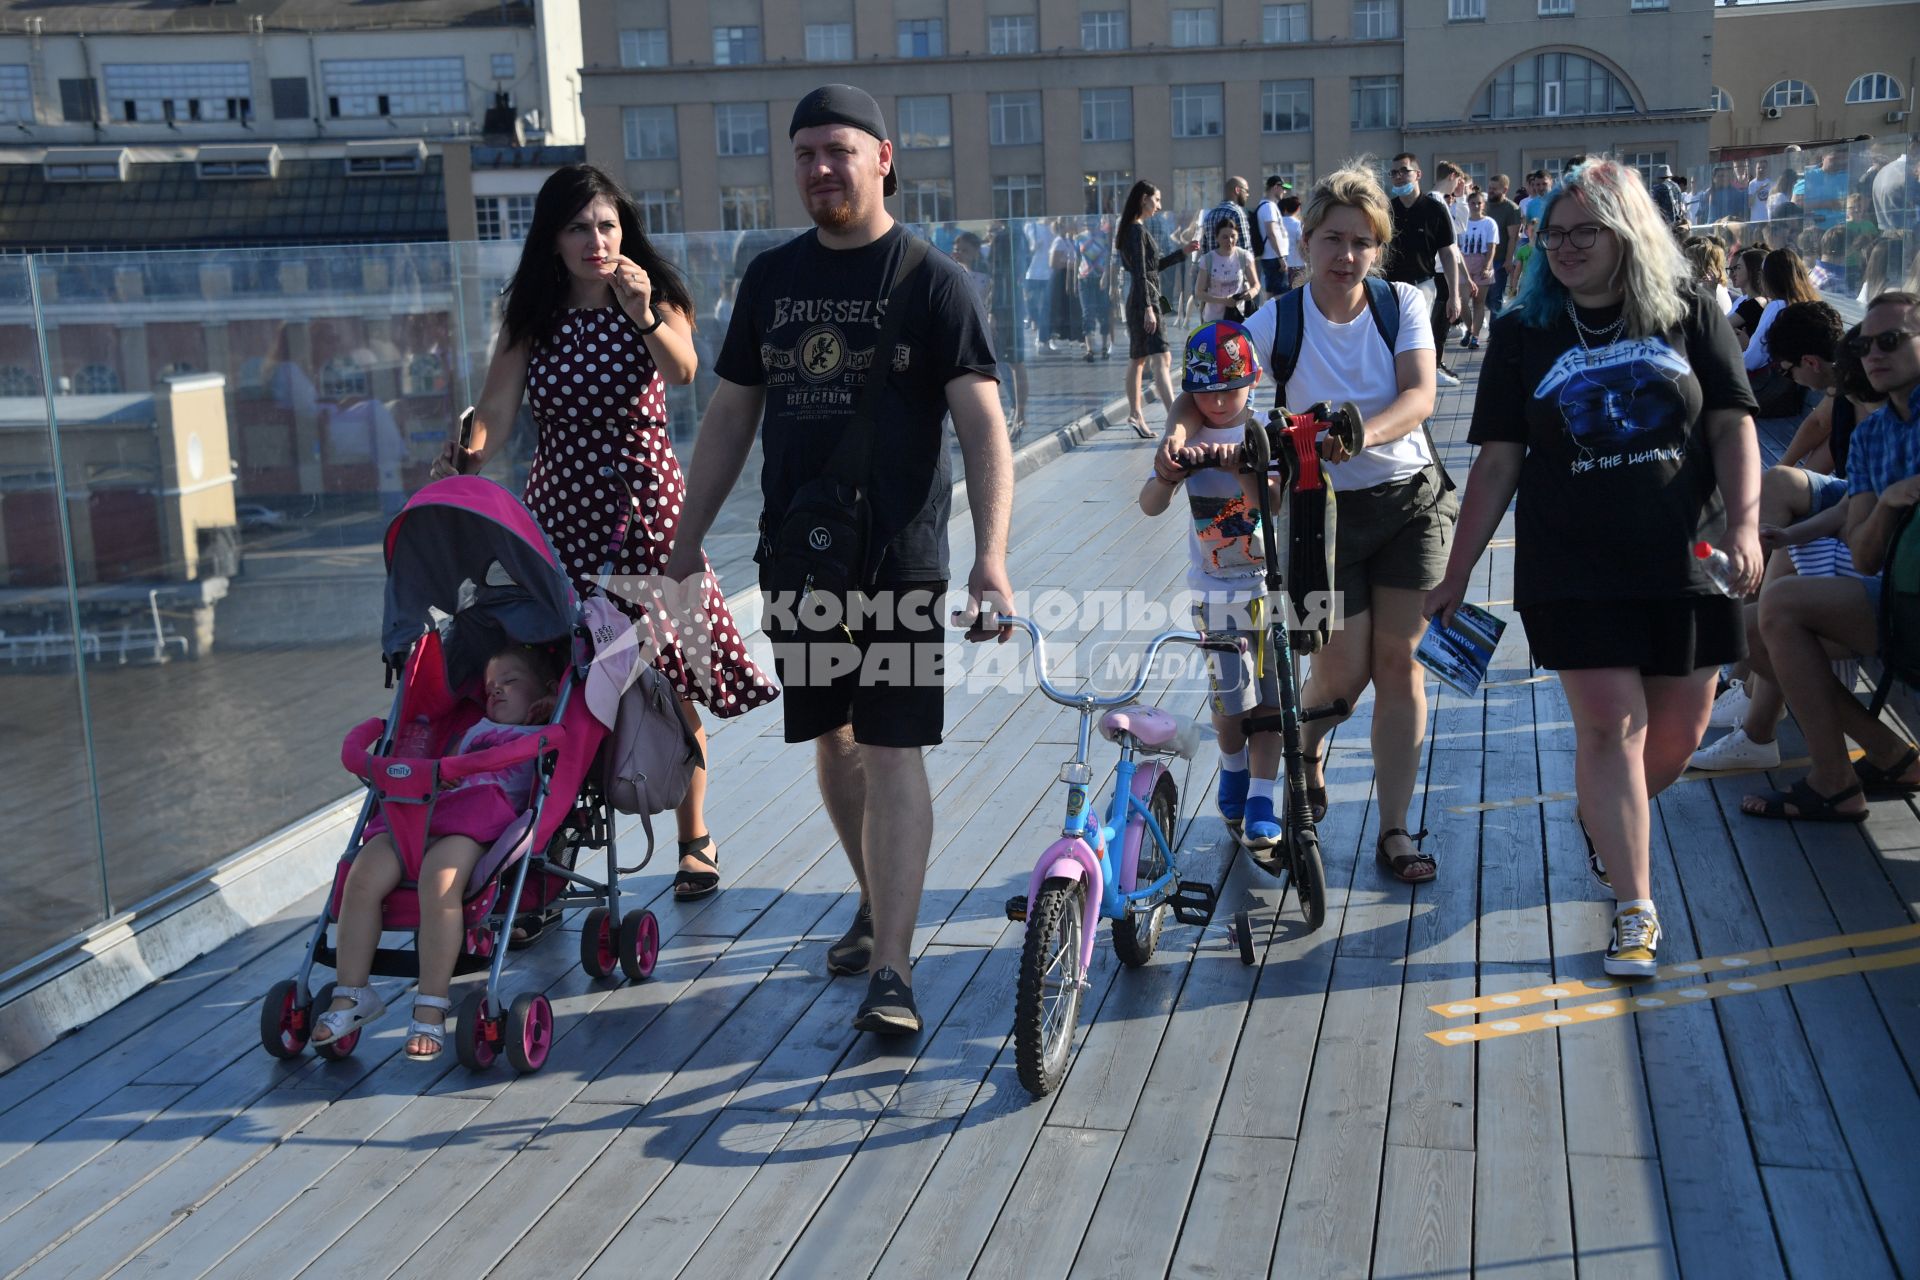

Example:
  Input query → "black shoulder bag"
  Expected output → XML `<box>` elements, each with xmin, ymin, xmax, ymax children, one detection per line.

<box><xmin>761</xmin><ymin>234</ymin><xmax>929</xmax><ymax>598</ymax></box>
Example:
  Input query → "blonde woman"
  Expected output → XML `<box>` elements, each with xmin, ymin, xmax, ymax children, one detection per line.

<box><xmin>1427</xmin><ymin>157</ymin><xmax>1762</xmax><ymax>977</ymax></box>
<box><xmin>1158</xmin><ymin>161</ymin><xmax>1453</xmax><ymax>882</ymax></box>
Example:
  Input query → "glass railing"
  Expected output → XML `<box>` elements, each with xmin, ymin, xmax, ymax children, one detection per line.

<box><xmin>1679</xmin><ymin>132</ymin><xmax>1918</xmax><ymax>320</ymax></box>
<box><xmin>0</xmin><ymin>215</ymin><xmax>1154</xmax><ymax>975</ymax></box>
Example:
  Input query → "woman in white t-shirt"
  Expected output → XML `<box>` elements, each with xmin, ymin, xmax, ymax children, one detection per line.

<box><xmin>1458</xmin><ymin>190</ymin><xmax>1501</xmax><ymax>348</ymax></box>
<box><xmin>1157</xmin><ymin>162</ymin><xmax>1456</xmax><ymax>883</ymax></box>
<box><xmin>1191</xmin><ymin>217</ymin><xmax>1261</xmax><ymax>323</ymax></box>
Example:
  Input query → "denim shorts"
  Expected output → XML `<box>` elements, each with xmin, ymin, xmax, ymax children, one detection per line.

<box><xmin>1805</xmin><ymin>468</ymin><xmax>1850</xmax><ymax>515</ymax></box>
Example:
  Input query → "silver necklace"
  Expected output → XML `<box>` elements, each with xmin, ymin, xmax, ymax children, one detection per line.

<box><xmin>1565</xmin><ymin>297</ymin><xmax>1625</xmax><ymax>352</ymax></box>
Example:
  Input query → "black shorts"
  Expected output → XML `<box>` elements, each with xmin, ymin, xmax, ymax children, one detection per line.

<box><xmin>760</xmin><ymin>580</ymin><xmax>948</xmax><ymax>748</ymax></box>
<box><xmin>1520</xmin><ymin>595</ymin><xmax>1745</xmax><ymax>677</ymax></box>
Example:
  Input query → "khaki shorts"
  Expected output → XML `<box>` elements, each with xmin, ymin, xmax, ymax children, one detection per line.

<box><xmin>1333</xmin><ymin>467</ymin><xmax>1458</xmax><ymax>617</ymax></box>
<box><xmin>1191</xmin><ymin>595</ymin><xmax>1285</xmax><ymax>717</ymax></box>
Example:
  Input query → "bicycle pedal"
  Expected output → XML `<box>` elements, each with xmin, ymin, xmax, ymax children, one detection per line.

<box><xmin>1004</xmin><ymin>894</ymin><xmax>1028</xmax><ymax>922</ymax></box>
<box><xmin>1169</xmin><ymin>880</ymin><xmax>1218</xmax><ymax>926</ymax></box>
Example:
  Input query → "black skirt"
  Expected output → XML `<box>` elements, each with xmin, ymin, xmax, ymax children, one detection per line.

<box><xmin>1520</xmin><ymin>594</ymin><xmax>1745</xmax><ymax>677</ymax></box>
<box><xmin>1125</xmin><ymin>294</ymin><xmax>1168</xmax><ymax>359</ymax></box>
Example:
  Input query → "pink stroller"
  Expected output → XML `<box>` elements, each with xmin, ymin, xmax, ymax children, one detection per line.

<box><xmin>258</xmin><ymin>476</ymin><xmax>662</xmax><ymax>1074</ymax></box>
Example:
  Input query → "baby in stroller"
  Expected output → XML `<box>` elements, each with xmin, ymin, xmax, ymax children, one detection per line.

<box><xmin>313</xmin><ymin>643</ymin><xmax>561</xmax><ymax>1059</ymax></box>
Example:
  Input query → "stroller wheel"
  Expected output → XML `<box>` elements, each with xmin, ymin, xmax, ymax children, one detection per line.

<box><xmin>580</xmin><ymin>907</ymin><xmax>617</xmax><ymax>980</ymax></box>
<box><xmin>259</xmin><ymin>979</ymin><xmax>311</xmax><ymax>1059</ymax></box>
<box><xmin>455</xmin><ymin>990</ymin><xmax>500</xmax><ymax>1072</ymax></box>
<box><xmin>1233</xmin><ymin>911</ymin><xmax>1257</xmax><ymax>967</ymax></box>
<box><xmin>308</xmin><ymin>981</ymin><xmax>361</xmax><ymax>1060</ymax></box>
<box><xmin>505</xmin><ymin>993</ymin><xmax>554</xmax><ymax>1073</ymax></box>
<box><xmin>619</xmin><ymin>910</ymin><xmax>660</xmax><ymax>983</ymax></box>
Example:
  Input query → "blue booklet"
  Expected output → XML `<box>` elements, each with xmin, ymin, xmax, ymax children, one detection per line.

<box><xmin>1416</xmin><ymin>601</ymin><xmax>1507</xmax><ymax>699</ymax></box>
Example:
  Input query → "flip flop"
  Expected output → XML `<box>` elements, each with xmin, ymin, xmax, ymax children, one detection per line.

<box><xmin>1744</xmin><ymin>778</ymin><xmax>1868</xmax><ymax>823</ymax></box>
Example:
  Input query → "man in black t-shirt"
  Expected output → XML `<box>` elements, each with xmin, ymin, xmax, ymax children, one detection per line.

<box><xmin>1385</xmin><ymin>153</ymin><xmax>1468</xmax><ymax>386</ymax></box>
<box><xmin>1482</xmin><ymin>174</ymin><xmax>1524</xmax><ymax>315</ymax></box>
<box><xmin>666</xmin><ymin>84</ymin><xmax>1015</xmax><ymax>1037</ymax></box>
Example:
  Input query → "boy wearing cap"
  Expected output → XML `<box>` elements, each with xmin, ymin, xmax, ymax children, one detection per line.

<box><xmin>1141</xmin><ymin>322</ymin><xmax>1288</xmax><ymax>850</ymax></box>
<box><xmin>665</xmin><ymin>84</ymin><xmax>1013</xmax><ymax>1037</ymax></box>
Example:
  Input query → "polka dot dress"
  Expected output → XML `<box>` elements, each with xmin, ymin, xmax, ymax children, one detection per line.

<box><xmin>523</xmin><ymin>306</ymin><xmax>779</xmax><ymax>719</ymax></box>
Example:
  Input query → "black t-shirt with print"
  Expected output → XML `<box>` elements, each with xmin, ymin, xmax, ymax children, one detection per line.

<box><xmin>716</xmin><ymin>225</ymin><xmax>998</xmax><ymax>585</ymax></box>
<box><xmin>1385</xmin><ymin>194</ymin><xmax>1456</xmax><ymax>284</ymax></box>
<box><xmin>1468</xmin><ymin>288</ymin><xmax>1759</xmax><ymax>607</ymax></box>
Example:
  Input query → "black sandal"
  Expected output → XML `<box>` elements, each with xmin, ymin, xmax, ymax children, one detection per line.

<box><xmin>1744</xmin><ymin>779</ymin><xmax>1868</xmax><ymax>824</ymax></box>
<box><xmin>1376</xmin><ymin>827</ymin><xmax>1436</xmax><ymax>883</ymax></box>
<box><xmin>1854</xmin><ymin>746</ymin><xmax>1920</xmax><ymax>796</ymax></box>
<box><xmin>1303</xmin><ymin>752</ymin><xmax>1328</xmax><ymax>823</ymax></box>
<box><xmin>672</xmin><ymin>835</ymin><xmax>721</xmax><ymax>900</ymax></box>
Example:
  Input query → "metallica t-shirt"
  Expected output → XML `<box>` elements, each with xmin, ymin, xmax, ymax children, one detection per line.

<box><xmin>1467</xmin><ymin>288</ymin><xmax>1758</xmax><ymax>607</ymax></box>
<box><xmin>716</xmin><ymin>225</ymin><xmax>997</xmax><ymax>585</ymax></box>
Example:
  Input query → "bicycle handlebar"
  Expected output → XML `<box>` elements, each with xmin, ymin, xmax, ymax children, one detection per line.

<box><xmin>999</xmin><ymin>614</ymin><xmax>1221</xmax><ymax>710</ymax></box>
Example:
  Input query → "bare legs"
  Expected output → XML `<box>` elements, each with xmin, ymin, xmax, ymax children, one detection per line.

<box><xmin>814</xmin><ymin>726</ymin><xmax>934</xmax><ymax>984</ymax></box>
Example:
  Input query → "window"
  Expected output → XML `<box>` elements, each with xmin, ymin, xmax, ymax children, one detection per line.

<box><xmin>720</xmin><ymin>185</ymin><xmax>771</xmax><ymax>230</ymax></box>
<box><xmin>1086</xmin><ymin>169</ymin><xmax>1132</xmax><ymax>214</ymax></box>
<box><xmin>1261</xmin><ymin>79</ymin><xmax>1311</xmax><ymax>133</ymax></box>
<box><xmin>75</xmin><ymin>365</ymin><xmax>121</xmax><ymax>395</ymax></box>
<box><xmin>1847</xmin><ymin>74</ymin><xmax>1902</xmax><ymax>104</ymax></box>
<box><xmin>1082</xmin><ymin>10</ymin><xmax>1129</xmax><ymax>50</ymax></box>
<box><xmin>900</xmin><ymin>178</ymin><xmax>955</xmax><ymax>222</ymax></box>
<box><xmin>992</xmin><ymin>174</ymin><xmax>1044</xmax><ymax>219</ymax></box>
<box><xmin>103</xmin><ymin>62</ymin><xmax>252</xmax><ymax>123</ymax></box>
<box><xmin>898</xmin><ymin>19</ymin><xmax>945</xmax><ymax>58</ymax></box>
<box><xmin>1538</xmin><ymin>0</ymin><xmax>1574</xmax><ymax>13</ymax></box>
<box><xmin>620</xmin><ymin>28</ymin><xmax>669</xmax><ymax>67</ymax></box>
<box><xmin>1709</xmin><ymin>86</ymin><xmax>1731</xmax><ymax>112</ymax></box>
<box><xmin>1351</xmin><ymin>75</ymin><xmax>1400</xmax><ymax>129</ymax></box>
<box><xmin>715</xmin><ymin>102</ymin><xmax>769</xmax><ymax>156</ymax></box>
<box><xmin>1082</xmin><ymin>88</ymin><xmax>1132</xmax><ymax>142</ymax></box>
<box><xmin>1352</xmin><ymin>0</ymin><xmax>1397</xmax><ymax>39</ymax></box>
<box><xmin>990</xmin><ymin>16</ymin><xmax>1037</xmax><ymax>54</ymax></box>
<box><xmin>636</xmin><ymin>189</ymin><xmax>682</xmax><ymax>235</ymax></box>
<box><xmin>1763</xmin><ymin>79</ymin><xmax>1815</xmax><ymax>110</ymax></box>
<box><xmin>490</xmin><ymin>54</ymin><xmax>515</xmax><ymax>80</ymax></box>
<box><xmin>1171</xmin><ymin>167</ymin><xmax>1222</xmax><ymax>219</ymax></box>
<box><xmin>1459</xmin><ymin>161</ymin><xmax>1489</xmax><ymax>188</ymax></box>
<box><xmin>897</xmin><ymin>95</ymin><xmax>952</xmax><ymax>148</ymax></box>
<box><xmin>324</xmin><ymin>58</ymin><xmax>465</xmax><ymax>117</ymax></box>
<box><xmin>0</xmin><ymin>65</ymin><xmax>32</xmax><ymax>123</ymax></box>
<box><xmin>805</xmin><ymin>23</ymin><xmax>853</xmax><ymax>60</ymax></box>
<box><xmin>0</xmin><ymin>365</ymin><xmax>37</xmax><ymax>397</ymax></box>
<box><xmin>1630</xmin><ymin>0</ymin><xmax>1667</xmax><ymax>9</ymax></box>
<box><xmin>713</xmin><ymin>26</ymin><xmax>762</xmax><ymax>65</ymax></box>
<box><xmin>1621</xmin><ymin>152</ymin><xmax>1668</xmax><ymax>189</ymax></box>
<box><xmin>197</xmin><ymin>156</ymin><xmax>272</xmax><ymax>179</ymax></box>
<box><xmin>1264</xmin><ymin>4</ymin><xmax>1309</xmax><ymax>41</ymax></box>
<box><xmin>345</xmin><ymin>151</ymin><xmax>421</xmax><ymax>174</ymax></box>
<box><xmin>1271</xmin><ymin>161</ymin><xmax>1312</xmax><ymax>192</ymax></box>
<box><xmin>59</xmin><ymin>78</ymin><xmax>99</xmax><ymax>124</ymax></box>
<box><xmin>1170</xmin><ymin>83</ymin><xmax>1223</xmax><ymax>138</ymax></box>
<box><xmin>1448</xmin><ymin>0</ymin><xmax>1484</xmax><ymax>19</ymax></box>
<box><xmin>989</xmin><ymin>91</ymin><xmax>1042</xmax><ymax>145</ymax></box>
<box><xmin>1473</xmin><ymin>53</ymin><xmax>1636</xmax><ymax>120</ymax></box>
<box><xmin>1172</xmin><ymin>8</ymin><xmax>1219</xmax><ymax>46</ymax></box>
<box><xmin>624</xmin><ymin>106</ymin><xmax>676</xmax><ymax>159</ymax></box>
<box><xmin>473</xmin><ymin>194</ymin><xmax>535</xmax><ymax>240</ymax></box>
<box><xmin>45</xmin><ymin>157</ymin><xmax>124</xmax><ymax>182</ymax></box>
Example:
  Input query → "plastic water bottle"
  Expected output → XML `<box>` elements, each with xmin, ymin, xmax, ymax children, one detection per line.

<box><xmin>1694</xmin><ymin>542</ymin><xmax>1739</xmax><ymax>597</ymax></box>
<box><xmin>391</xmin><ymin>713</ymin><xmax>434</xmax><ymax>757</ymax></box>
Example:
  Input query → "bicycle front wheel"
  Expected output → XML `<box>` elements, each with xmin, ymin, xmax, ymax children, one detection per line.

<box><xmin>1015</xmin><ymin>877</ymin><xmax>1088</xmax><ymax>1097</ymax></box>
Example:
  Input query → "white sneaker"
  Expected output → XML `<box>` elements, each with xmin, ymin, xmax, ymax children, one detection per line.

<box><xmin>1689</xmin><ymin>725</ymin><xmax>1781</xmax><ymax>772</ymax></box>
<box><xmin>1708</xmin><ymin>680</ymin><xmax>1750</xmax><ymax>728</ymax></box>
<box><xmin>1435</xmin><ymin>367</ymin><xmax>1462</xmax><ymax>387</ymax></box>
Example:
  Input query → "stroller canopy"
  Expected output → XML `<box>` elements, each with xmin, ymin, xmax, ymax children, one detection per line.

<box><xmin>383</xmin><ymin>476</ymin><xmax>577</xmax><ymax>689</ymax></box>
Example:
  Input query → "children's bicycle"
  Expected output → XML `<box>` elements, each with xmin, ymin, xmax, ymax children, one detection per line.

<box><xmin>998</xmin><ymin>615</ymin><xmax>1216</xmax><ymax>1096</ymax></box>
<box><xmin>1169</xmin><ymin>400</ymin><xmax>1365</xmax><ymax>964</ymax></box>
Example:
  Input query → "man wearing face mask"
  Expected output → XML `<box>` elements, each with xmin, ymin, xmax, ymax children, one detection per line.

<box><xmin>1385</xmin><ymin>153</ymin><xmax>1469</xmax><ymax>386</ymax></box>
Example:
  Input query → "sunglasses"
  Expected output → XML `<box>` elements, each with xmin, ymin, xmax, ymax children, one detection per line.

<box><xmin>1539</xmin><ymin>225</ymin><xmax>1606</xmax><ymax>250</ymax></box>
<box><xmin>1845</xmin><ymin>330</ymin><xmax>1920</xmax><ymax>358</ymax></box>
<box><xmin>1389</xmin><ymin>167</ymin><xmax>1415</xmax><ymax>177</ymax></box>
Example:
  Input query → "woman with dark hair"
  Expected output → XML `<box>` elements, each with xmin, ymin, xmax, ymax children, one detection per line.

<box><xmin>1745</xmin><ymin>246</ymin><xmax>1821</xmax><ymax>372</ymax></box>
<box><xmin>432</xmin><ymin>163</ymin><xmax>778</xmax><ymax>907</ymax></box>
<box><xmin>1116</xmin><ymin>180</ymin><xmax>1199</xmax><ymax>435</ymax></box>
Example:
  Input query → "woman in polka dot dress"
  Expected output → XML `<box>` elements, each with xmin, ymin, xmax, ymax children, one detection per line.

<box><xmin>434</xmin><ymin>165</ymin><xmax>779</xmax><ymax>906</ymax></box>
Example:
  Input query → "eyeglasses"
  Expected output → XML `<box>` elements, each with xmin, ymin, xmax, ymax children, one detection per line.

<box><xmin>1845</xmin><ymin>330</ymin><xmax>1920</xmax><ymax>358</ymax></box>
<box><xmin>1539</xmin><ymin>225</ymin><xmax>1606</xmax><ymax>250</ymax></box>
<box><xmin>1389</xmin><ymin>167</ymin><xmax>1415</xmax><ymax>177</ymax></box>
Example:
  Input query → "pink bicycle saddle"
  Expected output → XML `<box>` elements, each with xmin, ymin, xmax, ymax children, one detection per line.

<box><xmin>1099</xmin><ymin>705</ymin><xmax>1182</xmax><ymax>749</ymax></box>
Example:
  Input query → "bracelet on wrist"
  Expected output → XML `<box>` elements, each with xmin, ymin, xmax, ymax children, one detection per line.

<box><xmin>634</xmin><ymin>305</ymin><xmax>665</xmax><ymax>336</ymax></box>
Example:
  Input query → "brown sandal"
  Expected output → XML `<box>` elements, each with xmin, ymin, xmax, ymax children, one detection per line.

<box><xmin>1303</xmin><ymin>752</ymin><xmax>1328</xmax><ymax>823</ymax></box>
<box><xmin>1377</xmin><ymin>827</ymin><xmax>1436</xmax><ymax>883</ymax></box>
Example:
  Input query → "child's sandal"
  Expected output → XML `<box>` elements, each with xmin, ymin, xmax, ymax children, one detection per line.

<box><xmin>311</xmin><ymin>984</ymin><xmax>386</xmax><ymax>1045</ymax></box>
<box><xmin>406</xmin><ymin>995</ymin><xmax>454</xmax><ymax>1061</ymax></box>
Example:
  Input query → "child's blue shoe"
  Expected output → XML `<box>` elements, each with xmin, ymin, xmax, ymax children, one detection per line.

<box><xmin>1217</xmin><ymin>769</ymin><xmax>1249</xmax><ymax>828</ymax></box>
<box><xmin>1242</xmin><ymin>796</ymin><xmax>1282</xmax><ymax>851</ymax></box>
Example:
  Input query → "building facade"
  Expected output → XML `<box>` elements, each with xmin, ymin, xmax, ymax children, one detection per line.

<box><xmin>580</xmin><ymin>0</ymin><xmax>1717</xmax><ymax>232</ymax></box>
<box><xmin>1708</xmin><ymin>0</ymin><xmax>1917</xmax><ymax>156</ymax></box>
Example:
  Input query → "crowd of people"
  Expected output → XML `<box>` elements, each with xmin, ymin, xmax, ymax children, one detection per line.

<box><xmin>346</xmin><ymin>86</ymin><xmax>1920</xmax><ymax>1047</ymax></box>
